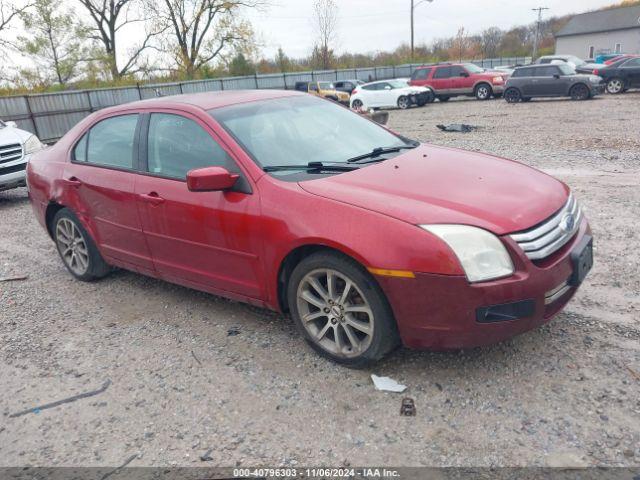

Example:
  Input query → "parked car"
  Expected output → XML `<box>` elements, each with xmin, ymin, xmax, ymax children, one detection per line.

<box><xmin>1</xmin><ymin>119</ymin><xmax>43</xmax><ymax>192</ymax></box>
<box><xmin>409</xmin><ymin>62</ymin><xmax>510</xmax><ymax>101</ymax></box>
<box><xmin>504</xmin><ymin>64</ymin><xmax>604</xmax><ymax>103</ymax></box>
<box><xmin>294</xmin><ymin>81</ymin><xmax>350</xmax><ymax>104</ymax></box>
<box><xmin>27</xmin><ymin>90</ymin><xmax>593</xmax><ymax>366</ymax></box>
<box><xmin>349</xmin><ymin>79</ymin><xmax>434</xmax><ymax>110</ymax></box>
<box><xmin>535</xmin><ymin>55</ymin><xmax>587</xmax><ymax>69</ymax></box>
<box><xmin>594</xmin><ymin>56</ymin><xmax>640</xmax><ymax>94</ymax></box>
<box><xmin>596</xmin><ymin>53</ymin><xmax>624</xmax><ymax>64</ymax></box>
<box><xmin>334</xmin><ymin>79</ymin><xmax>364</xmax><ymax>94</ymax></box>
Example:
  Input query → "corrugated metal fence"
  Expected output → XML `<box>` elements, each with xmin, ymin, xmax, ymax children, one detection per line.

<box><xmin>0</xmin><ymin>57</ymin><xmax>530</xmax><ymax>143</ymax></box>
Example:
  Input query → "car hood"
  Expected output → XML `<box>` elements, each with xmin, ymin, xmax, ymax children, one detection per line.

<box><xmin>0</xmin><ymin>125</ymin><xmax>30</xmax><ymax>145</ymax></box>
<box><xmin>298</xmin><ymin>144</ymin><xmax>568</xmax><ymax>235</ymax></box>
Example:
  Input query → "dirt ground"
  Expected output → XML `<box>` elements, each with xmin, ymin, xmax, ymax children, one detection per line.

<box><xmin>1</xmin><ymin>93</ymin><xmax>639</xmax><ymax>468</ymax></box>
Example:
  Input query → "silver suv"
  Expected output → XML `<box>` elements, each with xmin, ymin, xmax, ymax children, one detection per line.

<box><xmin>504</xmin><ymin>64</ymin><xmax>605</xmax><ymax>103</ymax></box>
<box><xmin>0</xmin><ymin>120</ymin><xmax>43</xmax><ymax>192</ymax></box>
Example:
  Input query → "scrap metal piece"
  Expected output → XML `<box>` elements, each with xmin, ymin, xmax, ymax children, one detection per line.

<box><xmin>400</xmin><ymin>397</ymin><xmax>416</xmax><ymax>416</ymax></box>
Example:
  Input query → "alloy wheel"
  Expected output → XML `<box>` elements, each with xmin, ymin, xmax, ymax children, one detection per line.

<box><xmin>607</xmin><ymin>79</ymin><xmax>623</xmax><ymax>94</ymax></box>
<box><xmin>571</xmin><ymin>84</ymin><xmax>590</xmax><ymax>101</ymax></box>
<box><xmin>397</xmin><ymin>96</ymin><xmax>410</xmax><ymax>109</ymax></box>
<box><xmin>296</xmin><ymin>268</ymin><xmax>374</xmax><ymax>359</ymax></box>
<box><xmin>504</xmin><ymin>88</ymin><xmax>521</xmax><ymax>103</ymax></box>
<box><xmin>352</xmin><ymin>99</ymin><xmax>363</xmax><ymax>109</ymax></box>
<box><xmin>56</xmin><ymin>218</ymin><xmax>90</xmax><ymax>276</ymax></box>
<box><xmin>476</xmin><ymin>85</ymin><xmax>491</xmax><ymax>100</ymax></box>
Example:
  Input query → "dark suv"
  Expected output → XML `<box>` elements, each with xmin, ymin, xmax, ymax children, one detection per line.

<box><xmin>409</xmin><ymin>62</ymin><xmax>510</xmax><ymax>101</ymax></box>
<box><xmin>504</xmin><ymin>64</ymin><xmax>604</xmax><ymax>103</ymax></box>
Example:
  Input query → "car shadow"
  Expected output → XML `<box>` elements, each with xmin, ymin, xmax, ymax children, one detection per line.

<box><xmin>0</xmin><ymin>187</ymin><xmax>30</xmax><ymax>210</ymax></box>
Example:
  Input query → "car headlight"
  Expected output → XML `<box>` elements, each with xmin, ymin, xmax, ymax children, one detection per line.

<box><xmin>24</xmin><ymin>135</ymin><xmax>43</xmax><ymax>154</ymax></box>
<box><xmin>492</xmin><ymin>76</ymin><xmax>504</xmax><ymax>84</ymax></box>
<box><xmin>420</xmin><ymin>225</ymin><xmax>514</xmax><ymax>283</ymax></box>
<box><xmin>589</xmin><ymin>76</ymin><xmax>601</xmax><ymax>83</ymax></box>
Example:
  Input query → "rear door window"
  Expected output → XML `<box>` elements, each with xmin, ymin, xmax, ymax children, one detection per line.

<box><xmin>412</xmin><ymin>68</ymin><xmax>431</xmax><ymax>80</ymax></box>
<box><xmin>83</xmin><ymin>114</ymin><xmax>139</xmax><ymax>169</ymax></box>
<box><xmin>449</xmin><ymin>66</ymin><xmax>466</xmax><ymax>77</ymax></box>
<box><xmin>433</xmin><ymin>67</ymin><xmax>451</xmax><ymax>79</ymax></box>
<box><xmin>146</xmin><ymin>113</ymin><xmax>236</xmax><ymax>180</ymax></box>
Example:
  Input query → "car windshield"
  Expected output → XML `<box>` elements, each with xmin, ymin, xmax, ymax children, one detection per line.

<box><xmin>567</xmin><ymin>56</ymin><xmax>586</xmax><ymax>67</ymax></box>
<box><xmin>464</xmin><ymin>63</ymin><xmax>485</xmax><ymax>73</ymax></box>
<box><xmin>210</xmin><ymin>95</ymin><xmax>408</xmax><ymax>176</ymax></box>
<box><xmin>388</xmin><ymin>80</ymin><xmax>408</xmax><ymax>88</ymax></box>
<box><xmin>319</xmin><ymin>82</ymin><xmax>334</xmax><ymax>89</ymax></box>
<box><xmin>558</xmin><ymin>64</ymin><xmax>575</xmax><ymax>75</ymax></box>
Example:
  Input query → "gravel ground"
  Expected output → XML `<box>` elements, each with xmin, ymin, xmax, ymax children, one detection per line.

<box><xmin>1</xmin><ymin>93</ymin><xmax>639</xmax><ymax>468</ymax></box>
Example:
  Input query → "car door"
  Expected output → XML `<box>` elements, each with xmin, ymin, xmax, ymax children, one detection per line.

<box><xmin>376</xmin><ymin>82</ymin><xmax>394</xmax><ymax>107</ymax></box>
<box><xmin>621</xmin><ymin>58</ymin><xmax>640</xmax><ymax>87</ymax></box>
<box><xmin>449</xmin><ymin>65</ymin><xmax>473</xmax><ymax>93</ymax></box>
<box><xmin>430</xmin><ymin>67</ymin><xmax>452</xmax><ymax>94</ymax></box>
<box><xmin>64</xmin><ymin>113</ymin><xmax>154</xmax><ymax>275</ymax></box>
<box><xmin>134</xmin><ymin>111</ymin><xmax>264</xmax><ymax>300</ymax></box>
<box><xmin>360</xmin><ymin>83</ymin><xmax>380</xmax><ymax>106</ymax></box>
<box><xmin>539</xmin><ymin>66</ymin><xmax>567</xmax><ymax>95</ymax></box>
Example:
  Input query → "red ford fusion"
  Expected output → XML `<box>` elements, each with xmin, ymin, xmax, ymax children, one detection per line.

<box><xmin>27</xmin><ymin>90</ymin><xmax>593</xmax><ymax>366</ymax></box>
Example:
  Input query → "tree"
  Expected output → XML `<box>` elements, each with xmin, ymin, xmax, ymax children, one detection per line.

<box><xmin>77</xmin><ymin>0</ymin><xmax>161</xmax><ymax>80</ymax></box>
<box><xmin>228</xmin><ymin>51</ymin><xmax>254</xmax><ymax>76</ymax></box>
<box><xmin>1</xmin><ymin>0</ymin><xmax>32</xmax><ymax>51</ymax></box>
<box><xmin>18</xmin><ymin>0</ymin><xmax>90</xmax><ymax>86</ymax></box>
<box><xmin>450</xmin><ymin>26</ymin><xmax>473</xmax><ymax>61</ymax></box>
<box><xmin>147</xmin><ymin>0</ymin><xmax>262</xmax><ymax>79</ymax></box>
<box><xmin>480</xmin><ymin>27</ymin><xmax>503</xmax><ymax>59</ymax></box>
<box><xmin>312</xmin><ymin>0</ymin><xmax>337</xmax><ymax>70</ymax></box>
<box><xmin>275</xmin><ymin>47</ymin><xmax>291</xmax><ymax>73</ymax></box>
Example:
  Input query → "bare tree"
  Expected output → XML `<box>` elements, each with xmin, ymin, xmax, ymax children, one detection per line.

<box><xmin>76</xmin><ymin>0</ymin><xmax>162</xmax><ymax>79</ymax></box>
<box><xmin>1</xmin><ymin>0</ymin><xmax>32</xmax><ymax>51</ymax></box>
<box><xmin>480</xmin><ymin>27</ymin><xmax>503</xmax><ymax>59</ymax></box>
<box><xmin>147</xmin><ymin>0</ymin><xmax>262</xmax><ymax>79</ymax></box>
<box><xmin>312</xmin><ymin>0</ymin><xmax>337</xmax><ymax>70</ymax></box>
<box><xmin>450</xmin><ymin>26</ymin><xmax>471</xmax><ymax>62</ymax></box>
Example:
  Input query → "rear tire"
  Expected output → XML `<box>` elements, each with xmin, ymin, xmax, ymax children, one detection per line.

<box><xmin>474</xmin><ymin>83</ymin><xmax>492</xmax><ymax>100</ymax></box>
<box><xmin>52</xmin><ymin>208</ymin><xmax>111</xmax><ymax>281</ymax></box>
<box><xmin>570</xmin><ymin>83</ymin><xmax>590</xmax><ymax>101</ymax></box>
<box><xmin>424</xmin><ymin>90</ymin><xmax>435</xmax><ymax>104</ymax></box>
<box><xmin>606</xmin><ymin>77</ymin><xmax>624</xmax><ymax>94</ymax></box>
<box><xmin>397</xmin><ymin>96</ymin><xmax>410</xmax><ymax>110</ymax></box>
<box><xmin>438</xmin><ymin>96</ymin><xmax>450</xmax><ymax>102</ymax></box>
<box><xmin>351</xmin><ymin>99</ymin><xmax>364</xmax><ymax>110</ymax></box>
<box><xmin>504</xmin><ymin>87</ymin><xmax>522</xmax><ymax>103</ymax></box>
<box><xmin>287</xmin><ymin>251</ymin><xmax>400</xmax><ymax>368</ymax></box>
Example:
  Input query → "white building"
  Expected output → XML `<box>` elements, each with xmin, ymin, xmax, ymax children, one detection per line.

<box><xmin>555</xmin><ymin>5</ymin><xmax>640</xmax><ymax>59</ymax></box>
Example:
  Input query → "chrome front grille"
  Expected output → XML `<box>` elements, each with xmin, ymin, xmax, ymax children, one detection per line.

<box><xmin>0</xmin><ymin>143</ymin><xmax>23</xmax><ymax>165</ymax></box>
<box><xmin>510</xmin><ymin>194</ymin><xmax>582</xmax><ymax>261</ymax></box>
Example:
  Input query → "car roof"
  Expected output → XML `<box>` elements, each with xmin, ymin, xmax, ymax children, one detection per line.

<box><xmin>102</xmin><ymin>89</ymin><xmax>303</xmax><ymax>112</ymax></box>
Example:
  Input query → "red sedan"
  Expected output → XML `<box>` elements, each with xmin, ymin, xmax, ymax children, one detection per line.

<box><xmin>27</xmin><ymin>90</ymin><xmax>593</xmax><ymax>366</ymax></box>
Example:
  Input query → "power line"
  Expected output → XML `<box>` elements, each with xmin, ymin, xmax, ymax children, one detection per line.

<box><xmin>531</xmin><ymin>6</ymin><xmax>549</xmax><ymax>60</ymax></box>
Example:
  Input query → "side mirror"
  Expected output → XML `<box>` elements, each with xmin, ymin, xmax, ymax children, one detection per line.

<box><xmin>460</xmin><ymin>72</ymin><xmax>470</xmax><ymax>77</ymax></box>
<box><xmin>384</xmin><ymin>85</ymin><xmax>391</xmax><ymax>90</ymax></box>
<box><xmin>6</xmin><ymin>121</ymin><xmax>17</xmax><ymax>128</ymax></box>
<box><xmin>187</xmin><ymin>166</ymin><xmax>239</xmax><ymax>192</ymax></box>
<box><xmin>553</xmin><ymin>74</ymin><xmax>561</xmax><ymax>79</ymax></box>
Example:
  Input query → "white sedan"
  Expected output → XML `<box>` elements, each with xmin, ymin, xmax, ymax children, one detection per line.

<box><xmin>350</xmin><ymin>79</ymin><xmax>434</xmax><ymax>110</ymax></box>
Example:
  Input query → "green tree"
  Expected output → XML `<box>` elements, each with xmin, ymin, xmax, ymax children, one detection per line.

<box><xmin>18</xmin><ymin>0</ymin><xmax>90</xmax><ymax>86</ymax></box>
<box><xmin>228</xmin><ymin>52</ymin><xmax>254</xmax><ymax>76</ymax></box>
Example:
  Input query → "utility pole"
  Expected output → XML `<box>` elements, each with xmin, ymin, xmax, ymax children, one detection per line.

<box><xmin>531</xmin><ymin>7</ymin><xmax>549</xmax><ymax>61</ymax></box>
<box><xmin>411</xmin><ymin>0</ymin><xmax>434</xmax><ymax>61</ymax></box>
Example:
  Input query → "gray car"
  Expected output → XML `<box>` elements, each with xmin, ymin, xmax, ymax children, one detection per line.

<box><xmin>504</xmin><ymin>64</ymin><xmax>605</xmax><ymax>103</ymax></box>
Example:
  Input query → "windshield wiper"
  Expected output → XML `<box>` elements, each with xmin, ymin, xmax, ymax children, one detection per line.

<box><xmin>346</xmin><ymin>144</ymin><xmax>418</xmax><ymax>163</ymax></box>
<box><xmin>263</xmin><ymin>162</ymin><xmax>359</xmax><ymax>173</ymax></box>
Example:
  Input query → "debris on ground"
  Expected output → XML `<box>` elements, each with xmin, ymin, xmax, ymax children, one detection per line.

<box><xmin>436</xmin><ymin>123</ymin><xmax>479</xmax><ymax>133</ymax></box>
<box><xmin>371</xmin><ymin>374</ymin><xmax>407</xmax><ymax>393</ymax></box>
<box><xmin>0</xmin><ymin>275</ymin><xmax>28</xmax><ymax>282</ymax></box>
<box><xmin>626</xmin><ymin>365</ymin><xmax>640</xmax><ymax>381</ymax></box>
<box><xmin>9</xmin><ymin>380</ymin><xmax>112</xmax><ymax>418</ymax></box>
<box><xmin>400</xmin><ymin>397</ymin><xmax>416</xmax><ymax>416</ymax></box>
<box><xmin>227</xmin><ymin>327</ymin><xmax>241</xmax><ymax>336</ymax></box>
<box><xmin>191</xmin><ymin>350</ymin><xmax>202</xmax><ymax>366</ymax></box>
<box><xmin>99</xmin><ymin>454</ymin><xmax>137</xmax><ymax>480</ymax></box>
<box><xmin>200</xmin><ymin>448</ymin><xmax>213</xmax><ymax>462</ymax></box>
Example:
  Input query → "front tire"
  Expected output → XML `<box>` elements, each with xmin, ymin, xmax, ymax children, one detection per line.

<box><xmin>424</xmin><ymin>90</ymin><xmax>435</xmax><ymax>104</ymax></box>
<box><xmin>606</xmin><ymin>78</ymin><xmax>624</xmax><ymax>95</ymax></box>
<box><xmin>504</xmin><ymin>87</ymin><xmax>522</xmax><ymax>103</ymax></box>
<box><xmin>474</xmin><ymin>83</ymin><xmax>492</xmax><ymax>100</ymax></box>
<box><xmin>570</xmin><ymin>83</ymin><xmax>590</xmax><ymax>101</ymax></box>
<box><xmin>52</xmin><ymin>208</ymin><xmax>111</xmax><ymax>281</ymax></box>
<box><xmin>287</xmin><ymin>251</ymin><xmax>400</xmax><ymax>367</ymax></box>
<box><xmin>397</xmin><ymin>96</ymin><xmax>410</xmax><ymax>110</ymax></box>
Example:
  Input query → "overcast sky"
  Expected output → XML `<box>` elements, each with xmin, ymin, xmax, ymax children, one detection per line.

<box><xmin>248</xmin><ymin>0</ymin><xmax>622</xmax><ymax>58</ymax></box>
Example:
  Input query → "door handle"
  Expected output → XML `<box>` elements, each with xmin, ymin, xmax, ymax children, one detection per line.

<box><xmin>62</xmin><ymin>177</ymin><xmax>82</xmax><ymax>187</ymax></box>
<box><xmin>139</xmin><ymin>192</ymin><xmax>165</xmax><ymax>206</ymax></box>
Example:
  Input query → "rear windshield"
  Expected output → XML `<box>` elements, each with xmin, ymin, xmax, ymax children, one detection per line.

<box><xmin>318</xmin><ymin>82</ymin><xmax>334</xmax><ymax>89</ymax></box>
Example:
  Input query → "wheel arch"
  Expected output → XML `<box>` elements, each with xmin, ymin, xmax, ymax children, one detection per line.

<box><xmin>276</xmin><ymin>243</ymin><xmax>372</xmax><ymax>313</ymax></box>
<box><xmin>45</xmin><ymin>201</ymin><xmax>66</xmax><ymax>239</ymax></box>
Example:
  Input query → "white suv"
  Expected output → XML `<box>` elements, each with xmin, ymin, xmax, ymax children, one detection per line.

<box><xmin>0</xmin><ymin>120</ymin><xmax>43</xmax><ymax>192</ymax></box>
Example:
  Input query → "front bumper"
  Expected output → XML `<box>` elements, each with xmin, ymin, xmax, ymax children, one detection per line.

<box><xmin>376</xmin><ymin>218</ymin><xmax>591</xmax><ymax>350</ymax></box>
<box><xmin>492</xmin><ymin>84</ymin><xmax>506</xmax><ymax>94</ymax></box>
